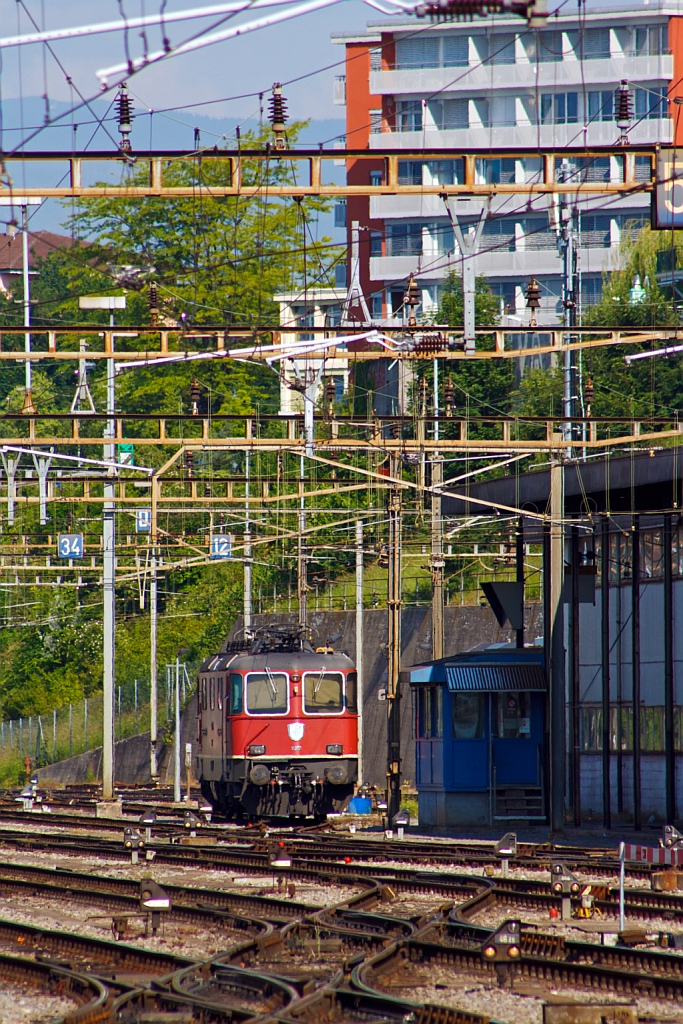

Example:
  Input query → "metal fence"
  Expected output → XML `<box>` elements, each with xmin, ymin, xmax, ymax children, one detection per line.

<box><xmin>0</xmin><ymin>662</ymin><xmax>194</xmax><ymax>771</ymax></box>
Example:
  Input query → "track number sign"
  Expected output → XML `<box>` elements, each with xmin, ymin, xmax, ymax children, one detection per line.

<box><xmin>136</xmin><ymin>509</ymin><xmax>151</xmax><ymax>533</ymax></box>
<box><xmin>58</xmin><ymin>533</ymin><xmax>84</xmax><ymax>559</ymax></box>
<box><xmin>210</xmin><ymin>534</ymin><xmax>232</xmax><ymax>560</ymax></box>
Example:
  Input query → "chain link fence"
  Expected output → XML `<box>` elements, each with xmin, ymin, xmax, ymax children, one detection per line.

<box><xmin>0</xmin><ymin>663</ymin><xmax>195</xmax><ymax>785</ymax></box>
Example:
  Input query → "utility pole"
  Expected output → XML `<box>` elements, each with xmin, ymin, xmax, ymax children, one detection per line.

<box><xmin>102</xmin><ymin>331</ymin><xmax>116</xmax><ymax>801</ymax></box>
<box><xmin>174</xmin><ymin>653</ymin><xmax>181</xmax><ymax>802</ymax></box>
<box><xmin>386</xmin><ymin>454</ymin><xmax>402</xmax><ymax>822</ymax></box>
<box><xmin>341</xmin><ymin>221</ymin><xmax>372</xmax><ymax>326</ymax></box>
<box><xmin>149</xmin><ymin>549</ymin><xmax>158</xmax><ymax>779</ymax></box>
<box><xmin>297</xmin><ymin>364</ymin><xmax>324</xmax><ymax>626</ymax></box>
<box><xmin>355</xmin><ymin>519</ymin><xmax>364</xmax><ymax>786</ymax></box>
<box><xmin>431</xmin><ymin>457</ymin><xmax>444</xmax><ymax>661</ymax></box>
<box><xmin>515</xmin><ymin>515</ymin><xmax>524</xmax><ymax>649</ymax></box>
<box><xmin>244</xmin><ymin>451</ymin><xmax>252</xmax><ymax>631</ymax></box>
<box><xmin>442</xmin><ymin>197</ymin><xmax>489</xmax><ymax>353</ymax></box>
<box><xmin>549</xmin><ymin>434</ymin><xmax>565</xmax><ymax>833</ymax></box>
<box><xmin>556</xmin><ymin>169</ymin><xmax>578</xmax><ymax>452</ymax></box>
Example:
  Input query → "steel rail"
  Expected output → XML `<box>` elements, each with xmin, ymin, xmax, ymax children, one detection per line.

<box><xmin>0</xmin><ymin>950</ymin><xmax>109</xmax><ymax>1021</ymax></box>
<box><xmin>0</xmin><ymin>914</ymin><xmax>196</xmax><ymax>980</ymax></box>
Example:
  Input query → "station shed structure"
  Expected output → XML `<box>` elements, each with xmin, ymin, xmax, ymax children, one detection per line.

<box><xmin>436</xmin><ymin>447</ymin><xmax>683</xmax><ymax>829</ymax></box>
<box><xmin>404</xmin><ymin>647</ymin><xmax>546</xmax><ymax>826</ymax></box>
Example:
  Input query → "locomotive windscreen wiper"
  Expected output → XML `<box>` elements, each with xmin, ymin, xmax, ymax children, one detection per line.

<box><xmin>265</xmin><ymin>667</ymin><xmax>279</xmax><ymax>697</ymax></box>
<box><xmin>313</xmin><ymin>667</ymin><xmax>325</xmax><ymax>696</ymax></box>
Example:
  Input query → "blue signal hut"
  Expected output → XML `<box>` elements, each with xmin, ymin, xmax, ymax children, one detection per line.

<box><xmin>404</xmin><ymin>647</ymin><xmax>547</xmax><ymax>827</ymax></box>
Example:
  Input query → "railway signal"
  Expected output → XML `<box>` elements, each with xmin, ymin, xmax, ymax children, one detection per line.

<box><xmin>550</xmin><ymin>862</ymin><xmax>581</xmax><ymax>920</ymax></box>
<box><xmin>140</xmin><ymin>879</ymin><xmax>171</xmax><ymax>936</ymax></box>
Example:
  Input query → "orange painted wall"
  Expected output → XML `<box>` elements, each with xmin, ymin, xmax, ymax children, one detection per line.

<box><xmin>345</xmin><ymin>39</ymin><xmax>388</xmax><ymax>314</ymax></box>
<box><xmin>669</xmin><ymin>17</ymin><xmax>683</xmax><ymax>144</ymax></box>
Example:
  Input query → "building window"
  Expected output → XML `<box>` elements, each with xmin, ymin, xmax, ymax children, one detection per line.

<box><xmin>334</xmin><ymin>200</ymin><xmax>346</xmax><ymax>228</ymax></box>
<box><xmin>334</xmin><ymin>265</ymin><xmax>347</xmax><ymax>289</ymax></box>
<box><xmin>581</xmin><ymin>277</ymin><xmax>602</xmax><ymax>308</ymax></box>
<box><xmin>581</xmin><ymin>27</ymin><xmax>610</xmax><ymax>59</ymax></box>
<box><xmin>477</xmin><ymin>157</ymin><xmax>516</xmax><ymax>185</ymax></box>
<box><xmin>416</xmin><ymin>686</ymin><xmax>443</xmax><ymax>739</ymax></box>
<box><xmin>396</xmin><ymin>37</ymin><xmax>439</xmax><ymax>69</ymax></box>
<box><xmin>431</xmin><ymin>222</ymin><xmax>455</xmax><ymax>253</ymax></box>
<box><xmin>430</xmin><ymin>98</ymin><xmax>469</xmax><ymax>130</ymax></box>
<box><xmin>326</xmin><ymin>303</ymin><xmax>342</xmax><ymax>326</ymax></box>
<box><xmin>557</xmin><ymin>156</ymin><xmax>614</xmax><ymax>184</ymax></box>
<box><xmin>395</xmin><ymin>34</ymin><xmax>468</xmax><ymax>69</ymax></box>
<box><xmin>333</xmin><ymin>76</ymin><xmax>346</xmax><ymax>106</ymax></box>
<box><xmin>369</xmin><ymin>109</ymin><xmax>383</xmax><ymax>134</ymax></box>
<box><xmin>537</xmin><ymin>30</ymin><xmax>563</xmax><ymax>62</ymax></box>
<box><xmin>634</xmin><ymin>85</ymin><xmax>668</xmax><ymax>119</ymax></box>
<box><xmin>452</xmin><ymin>693</ymin><xmax>484</xmax><ymax>739</ymax></box>
<box><xmin>541</xmin><ymin>92</ymin><xmax>578</xmax><ymax>124</ymax></box>
<box><xmin>519</xmin><ymin>217</ymin><xmax>557</xmax><ymax>251</ymax></box>
<box><xmin>426</xmin><ymin>159</ymin><xmax>463</xmax><ymax>185</ymax></box>
<box><xmin>398</xmin><ymin>160</ymin><xmax>424</xmax><ymax>185</ymax></box>
<box><xmin>580</xmin><ymin>214</ymin><xmax>611</xmax><ymax>248</ymax></box>
<box><xmin>491</xmin><ymin>33</ymin><xmax>515</xmax><ymax>64</ymax></box>
<box><xmin>617</xmin><ymin>213</ymin><xmax>648</xmax><ymax>240</ymax></box>
<box><xmin>495</xmin><ymin>692</ymin><xmax>530</xmax><ymax>739</ymax></box>
<box><xmin>635</xmin><ymin>156</ymin><xmax>652</xmax><ymax>182</ymax></box>
<box><xmin>387</xmin><ymin>223</ymin><xmax>423</xmax><ymax>256</ymax></box>
<box><xmin>588</xmin><ymin>91</ymin><xmax>614</xmax><ymax>122</ymax></box>
<box><xmin>443</xmin><ymin>35</ymin><xmax>468</xmax><ymax>67</ymax></box>
<box><xmin>396</xmin><ymin>100</ymin><xmax>422</xmax><ymax>132</ymax></box>
<box><xmin>483</xmin><ymin>218</ymin><xmax>516</xmax><ymax>252</ymax></box>
<box><xmin>371</xmin><ymin>293</ymin><xmax>384</xmax><ymax>318</ymax></box>
<box><xmin>633</xmin><ymin>24</ymin><xmax>667</xmax><ymax>56</ymax></box>
<box><xmin>370</xmin><ymin>231</ymin><xmax>383</xmax><ymax>257</ymax></box>
<box><xmin>370</xmin><ymin>169</ymin><xmax>383</xmax><ymax>186</ymax></box>
<box><xmin>369</xmin><ymin>47</ymin><xmax>382</xmax><ymax>71</ymax></box>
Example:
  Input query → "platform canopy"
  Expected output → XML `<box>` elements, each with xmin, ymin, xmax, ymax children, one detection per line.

<box><xmin>403</xmin><ymin>646</ymin><xmax>546</xmax><ymax>691</ymax></box>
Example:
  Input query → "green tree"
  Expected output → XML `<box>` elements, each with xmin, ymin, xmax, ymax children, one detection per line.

<box><xmin>437</xmin><ymin>272</ymin><xmax>514</xmax><ymax>419</ymax></box>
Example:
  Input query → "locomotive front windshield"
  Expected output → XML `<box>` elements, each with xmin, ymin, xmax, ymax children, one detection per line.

<box><xmin>304</xmin><ymin>672</ymin><xmax>344</xmax><ymax>713</ymax></box>
<box><xmin>246</xmin><ymin>671</ymin><xmax>288</xmax><ymax>714</ymax></box>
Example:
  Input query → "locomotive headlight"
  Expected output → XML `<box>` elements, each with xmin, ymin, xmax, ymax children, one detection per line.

<box><xmin>248</xmin><ymin>744</ymin><xmax>266</xmax><ymax>756</ymax></box>
<box><xmin>326</xmin><ymin>744</ymin><xmax>343</xmax><ymax>755</ymax></box>
<box><xmin>250</xmin><ymin>763</ymin><xmax>271</xmax><ymax>786</ymax></box>
<box><xmin>325</xmin><ymin>764</ymin><xmax>348</xmax><ymax>785</ymax></box>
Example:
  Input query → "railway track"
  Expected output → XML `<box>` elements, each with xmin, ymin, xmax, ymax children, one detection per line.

<box><xmin>0</xmin><ymin>798</ymin><xmax>663</xmax><ymax>879</ymax></box>
<box><xmin>6</xmin><ymin>824</ymin><xmax>683</xmax><ymax>1022</ymax></box>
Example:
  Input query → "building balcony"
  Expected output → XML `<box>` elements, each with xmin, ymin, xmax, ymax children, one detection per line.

<box><xmin>370</xmin><ymin>54</ymin><xmax>672</xmax><ymax>96</ymax></box>
<box><xmin>369</xmin><ymin>118</ymin><xmax>672</xmax><ymax>150</ymax></box>
<box><xmin>369</xmin><ymin>193</ymin><xmax>650</xmax><ymax>220</ymax></box>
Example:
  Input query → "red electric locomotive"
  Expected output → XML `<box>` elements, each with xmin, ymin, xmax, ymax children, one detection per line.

<box><xmin>195</xmin><ymin>623</ymin><xmax>358</xmax><ymax>819</ymax></box>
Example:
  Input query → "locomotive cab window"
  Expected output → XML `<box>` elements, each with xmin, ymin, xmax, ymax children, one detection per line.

<box><xmin>229</xmin><ymin>673</ymin><xmax>243</xmax><ymax>714</ymax></box>
<box><xmin>201</xmin><ymin>677</ymin><xmax>207</xmax><ymax>710</ymax></box>
<box><xmin>304</xmin><ymin>671</ymin><xmax>344</xmax><ymax>713</ymax></box>
<box><xmin>346</xmin><ymin>672</ymin><xmax>358</xmax><ymax>713</ymax></box>
<box><xmin>246</xmin><ymin>671</ymin><xmax>288</xmax><ymax>714</ymax></box>
<box><xmin>209</xmin><ymin>678</ymin><xmax>215</xmax><ymax>710</ymax></box>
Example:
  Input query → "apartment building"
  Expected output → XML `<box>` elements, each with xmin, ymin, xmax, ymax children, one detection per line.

<box><xmin>332</xmin><ymin>4</ymin><xmax>679</xmax><ymax>325</ymax></box>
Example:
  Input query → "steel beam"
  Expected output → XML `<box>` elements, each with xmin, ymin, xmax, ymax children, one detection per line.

<box><xmin>0</xmin><ymin>146</ymin><xmax>656</xmax><ymax>199</ymax></box>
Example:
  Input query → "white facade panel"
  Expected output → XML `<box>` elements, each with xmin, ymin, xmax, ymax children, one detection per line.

<box><xmin>370</xmin><ymin>120</ymin><xmax>672</xmax><ymax>150</ymax></box>
<box><xmin>369</xmin><ymin>248</ymin><xmax>617</xmax><ymax>282</ymax></box>
<box><xmin>371</xmin><ymin>54</ymin><xmax>673</xmax><ymax>96</ymax></box>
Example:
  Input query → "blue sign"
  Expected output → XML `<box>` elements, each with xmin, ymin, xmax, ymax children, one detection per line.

<box><xmin>211</xmin><ymin>534</ymin><xmax>232</xmax><ymax>560</ymax></box>
<box><xmin>58</xmin><ymin>533</ymin><xmax>84</xmax><ymax>559</ymax></box>
<box><xmin>136</xmin><ymin>509</ymin><xmax>151</xmax><ymax>533</ymax></box>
